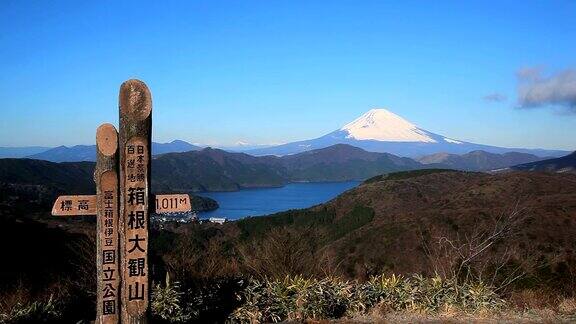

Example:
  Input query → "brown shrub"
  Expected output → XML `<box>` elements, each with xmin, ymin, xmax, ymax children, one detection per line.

<box><xmin>238</xmin><ymin>226</ymin><xmax>323</xmax><ymax>279</ymax></box>
<box><xmin>508</xmin><ymin>289</ymin><xmax>560</xmax><ymax>311</ymax></box>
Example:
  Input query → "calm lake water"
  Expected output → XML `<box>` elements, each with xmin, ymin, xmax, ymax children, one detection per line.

<box><xmin>197</xmin><ymin>181</ymin><xmax>360</xmax><ymax>220</ymax></box>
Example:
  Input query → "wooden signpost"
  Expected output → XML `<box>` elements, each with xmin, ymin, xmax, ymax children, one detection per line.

<box><xmin>95</xmin><ymin>123</ymin><xmax>120</xmax><ymax>323</ymax></box>
<box><xmin>51</xmin><ymin>80</ymin><xmax>191</xmax><ymax>323</ymax></box>
<box><xmin>118</xmin><ymin>80</ymin><xmax>152</xmax><ymax>323</ymax></box>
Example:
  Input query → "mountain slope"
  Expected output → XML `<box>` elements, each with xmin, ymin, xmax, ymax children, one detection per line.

<box><xmin>0</xmin><ymin>158</ymin><xmax>96</xmax><ymax>194</ymax></box>
<box><xmin>281</xmin><ymin>144</ymin><xmax>421</xmax><ymax>181</ymax></box>
<box><xmin>28</xmin><ymin>140</ymin><xmax>201</xmax><ymax>162</ymax></box>
<box><xmin>511</xmin><ymin>151</ymin><xmax>576</xmax><ymax>173</ymax></box>
<box><xmin>247</xmin><ymin>109</ymin><xmax>568</xmax><ymax>158</ymax></box>
<box><xmin>0</xmin><ymin>158</ymin><xmax>218</xmax><ymax>212</ymax></box>
<box><xmin>418</xmin><ymin>150</ymin><xmax>547</xmax><ymax>171</ymax></box>
<box><xmin>152</xmin><ymin>148</ymin><xmax>287</xmax><ymax>192</ymax></box>
<box><xmin>229</xmin><ymin>170</ymin><xmax>576</xmax><ymax>280</ymax></box>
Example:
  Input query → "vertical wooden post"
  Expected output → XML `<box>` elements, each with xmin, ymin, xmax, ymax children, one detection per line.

<box><xmin>95</xmin><ymin>123</ymin><xmax>120</xmax><ymax>324</ymax></box>
<box><xmin>118</xmin><ymin>79</ymin><xmax>152</xmax><ymax>323</ymax></box>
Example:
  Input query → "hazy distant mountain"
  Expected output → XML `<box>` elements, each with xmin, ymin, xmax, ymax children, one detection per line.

<box><xmin>511</xmin><ymin>151</ymin><xmax>576</xmax><ymax>173</ymax></box>
<box><xmin>27</xmin><ymin>140</ymin><xmax>201</xmax><ymax>162</ymax></box>
<box><xmin>27</xmin><ymin>145</ymin><xmax>98</xmax><ymax>163</ymax></box>
<box><xmin>0</xmin><ymin>146</ymin><xmax>51</xmax><ymax>158</ymax></box>
<box><xmin>216</xmin><ymin>142</ymin><xmax>276</xmax><ymax>152</ymax></box>
<box><xmin>417</xmin><ymin>150</ymin><xmax>547</xmax><ymax>171</ymax></box>
<box><xmin>153</xmin><ymin>140</ymin><xmax>202</xmax><ymax>155</ymax></box>
<box><xmin>247</xmin><ymin>109</ymin><xmax>568</xmax><ymax>158</ymax></box>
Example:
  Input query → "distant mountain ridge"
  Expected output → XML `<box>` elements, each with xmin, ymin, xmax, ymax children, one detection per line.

<box><xmin>8</xmin><ymin>109</ymin><xmax>570</xmax><ymax>161</ymax></box>
<box><xmin>2</xmin><ymin>144</ymin><xmax>566</xmax><ymax>194</ymax></box>
<box><xmin>0</xmin><ymin>146</ymin><xmax>52</xmax><ymax>158</ymax></box>
<box><xmin>511</xmin><ymin>151</ymin><xmax>576</xmax><ymax>173</ymax></box>
<box><xmin>151</xmin><ymin>144</ymin><xmax>423</xmax><ymax>191</ymax></box>
<box><xmin>1</xmin><ymin>144</ymin><xmax>423</xmax><ymax>193</ymax></box>
<box><xmin>280</xmin><ymin>144</ymin><xmax>420</xmax><ymax>182</ymax></box>
<box><xmin>27</xmin><ymin>140</ymin><xmax>201</xmax><ymax>162</ymax></box>
<box><xmin>247</xmin><ymin>109</ymin><xmax>569</xmax><ymax>158</ymax></box>
<box><xmin>417</xmin><ymin>150</ymin><xmax>548</xmax><ymax>171</ymax></box>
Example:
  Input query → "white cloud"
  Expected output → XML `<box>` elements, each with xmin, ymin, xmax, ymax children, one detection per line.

<box><xmin>517</xmin><ymin>67</ymin><xmax>576</xmax><ymax>112</ymax></box>
<box><xmin>483</xmin><ymin>92</ymin><xmax>507</xmax><ymax>103</ymax></box>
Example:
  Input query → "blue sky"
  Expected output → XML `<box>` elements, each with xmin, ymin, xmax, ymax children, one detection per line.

<box><xmin>1</xmin><ymin>1</ymin><xmax>575</xmax><ymax>150</ymax></box>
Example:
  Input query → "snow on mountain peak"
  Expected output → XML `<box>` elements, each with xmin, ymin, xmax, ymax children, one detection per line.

<box><xmin>340</xmin><ymin>108</ymin><xmax>437</xmax><ymax>143</ymax></box>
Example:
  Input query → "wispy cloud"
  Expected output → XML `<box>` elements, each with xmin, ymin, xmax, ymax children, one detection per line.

<box><xmin>517</xmin><ymin>67</ymin><xmax>576</xmax><ymax>113</ymax></box>
<box><xmin>483</xmin><ymin>92</ymin><xmax>507</xmax><ymax>103</ymax></box>
<box><xmin>516</xmin><ymin>67</ymin><xmax>543</xmax><ymax>82</ymax></box>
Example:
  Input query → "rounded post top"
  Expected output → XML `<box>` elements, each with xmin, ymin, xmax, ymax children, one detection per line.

<box><xmin>96</xmin><ymin>123</ymin><xmax>118</xmax><ymax>156</ymax></box>
<box><xmin>119</xmin><ymin>79</ymin><xmax>152</xmax><ymax>120</ymax></box>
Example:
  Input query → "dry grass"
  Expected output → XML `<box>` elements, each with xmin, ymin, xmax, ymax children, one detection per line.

<box><xmin>0</xmin><ymin>282</ymin><xmax>31</xmax><ymax>315</ymax></box>
<box><xmin>342</xmin><ymin>307</ymin><xmax>576</xmax><ymax>323</ymax></box>
<box><xmin>508</xmin><ymin>289</ymin><xmax>561</xmax><ymax>311</ymax></box>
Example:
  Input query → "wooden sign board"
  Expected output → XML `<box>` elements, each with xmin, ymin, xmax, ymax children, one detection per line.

<box><xmin>52</xmin><ymin>195</ymin><xmax>96</xmax><ymax>216</ymax></box>
<box><xmin>52</xmin><ymin>194</ymin><xmax>192</xmax><ymax>216</ymax></box>
<box><xmin>154</xmin><ymin>194</ymin><xmax>191</xmax><ymax>213</ymax></box>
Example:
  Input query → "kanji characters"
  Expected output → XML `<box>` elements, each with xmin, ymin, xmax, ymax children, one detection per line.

<box><xmin>128</xmin><ymin>258</ymin><xmax>146</xmax><ymax>277</ymax></box>
<box><xmin>61</xmin><ymin>200</ymin><xmax>72</xmax><ymax>211</ymax></box>
<box><xmin>128</xmin><ymin>282</ymin><xmax>145</xmax><ymax>301</ymax></box>
<box><xmin>103</xmin><ymin>266</ymin><xmax>115</xmax><ymax>281</ymax></box>
<box><xmin>102</xmin><ymin>283</ymin><xmax>116</xmax><ymax>298</ymax></box>
<box><xmin>127</xmin><ymin>187</ymin><xmax>145</xmax><ymax>206</ymax></box>
<box><xmin>128</xmin><ymin>211</ymin><xmax>145</xmax><ymax>229</ymax></box>
<box><xmin>78</xmin><ymin>199</ymin><xmax>89</xmax><ymax>211</ymax></box>
<box><xmin>103</xmin><ymin>250</ymin><xmax>116</xmax><ymax>265</ymax></box>
<box><xmin>102</xmin><ymin>300</ymin><xmax>116</xmax><ymax>315</ymax></box>
<box><xmin>128</xmin><ymin>234</ymin><xmax>146</xmax><ymax>253</ymax></box>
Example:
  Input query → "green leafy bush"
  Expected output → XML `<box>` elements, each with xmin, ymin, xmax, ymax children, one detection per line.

<box><xmin>228</xmin><ymin>274</ymin><xmax>504</xmax><ymax>323</ymax></box>
<box><xmin>151</xmin><ymin>274</ymin><xmax>191</xmax><ymax>323</ymax></box>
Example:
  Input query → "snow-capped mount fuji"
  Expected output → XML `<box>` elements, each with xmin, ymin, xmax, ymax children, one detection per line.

<box><xmin>247</xmin><ymin>108</ymin><xmax>568</xmax><ymax>158</ymax></box>
<box><xmin>340</xmin><ymin>109</ymin><xmax>450</xmax><ymax>143</ymax></box>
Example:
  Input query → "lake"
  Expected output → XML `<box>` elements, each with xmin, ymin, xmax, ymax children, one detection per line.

<box><xmin>197</xmin><ymin>181</ymin><xmax>360</xmax><ymax>220</ymax></box>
